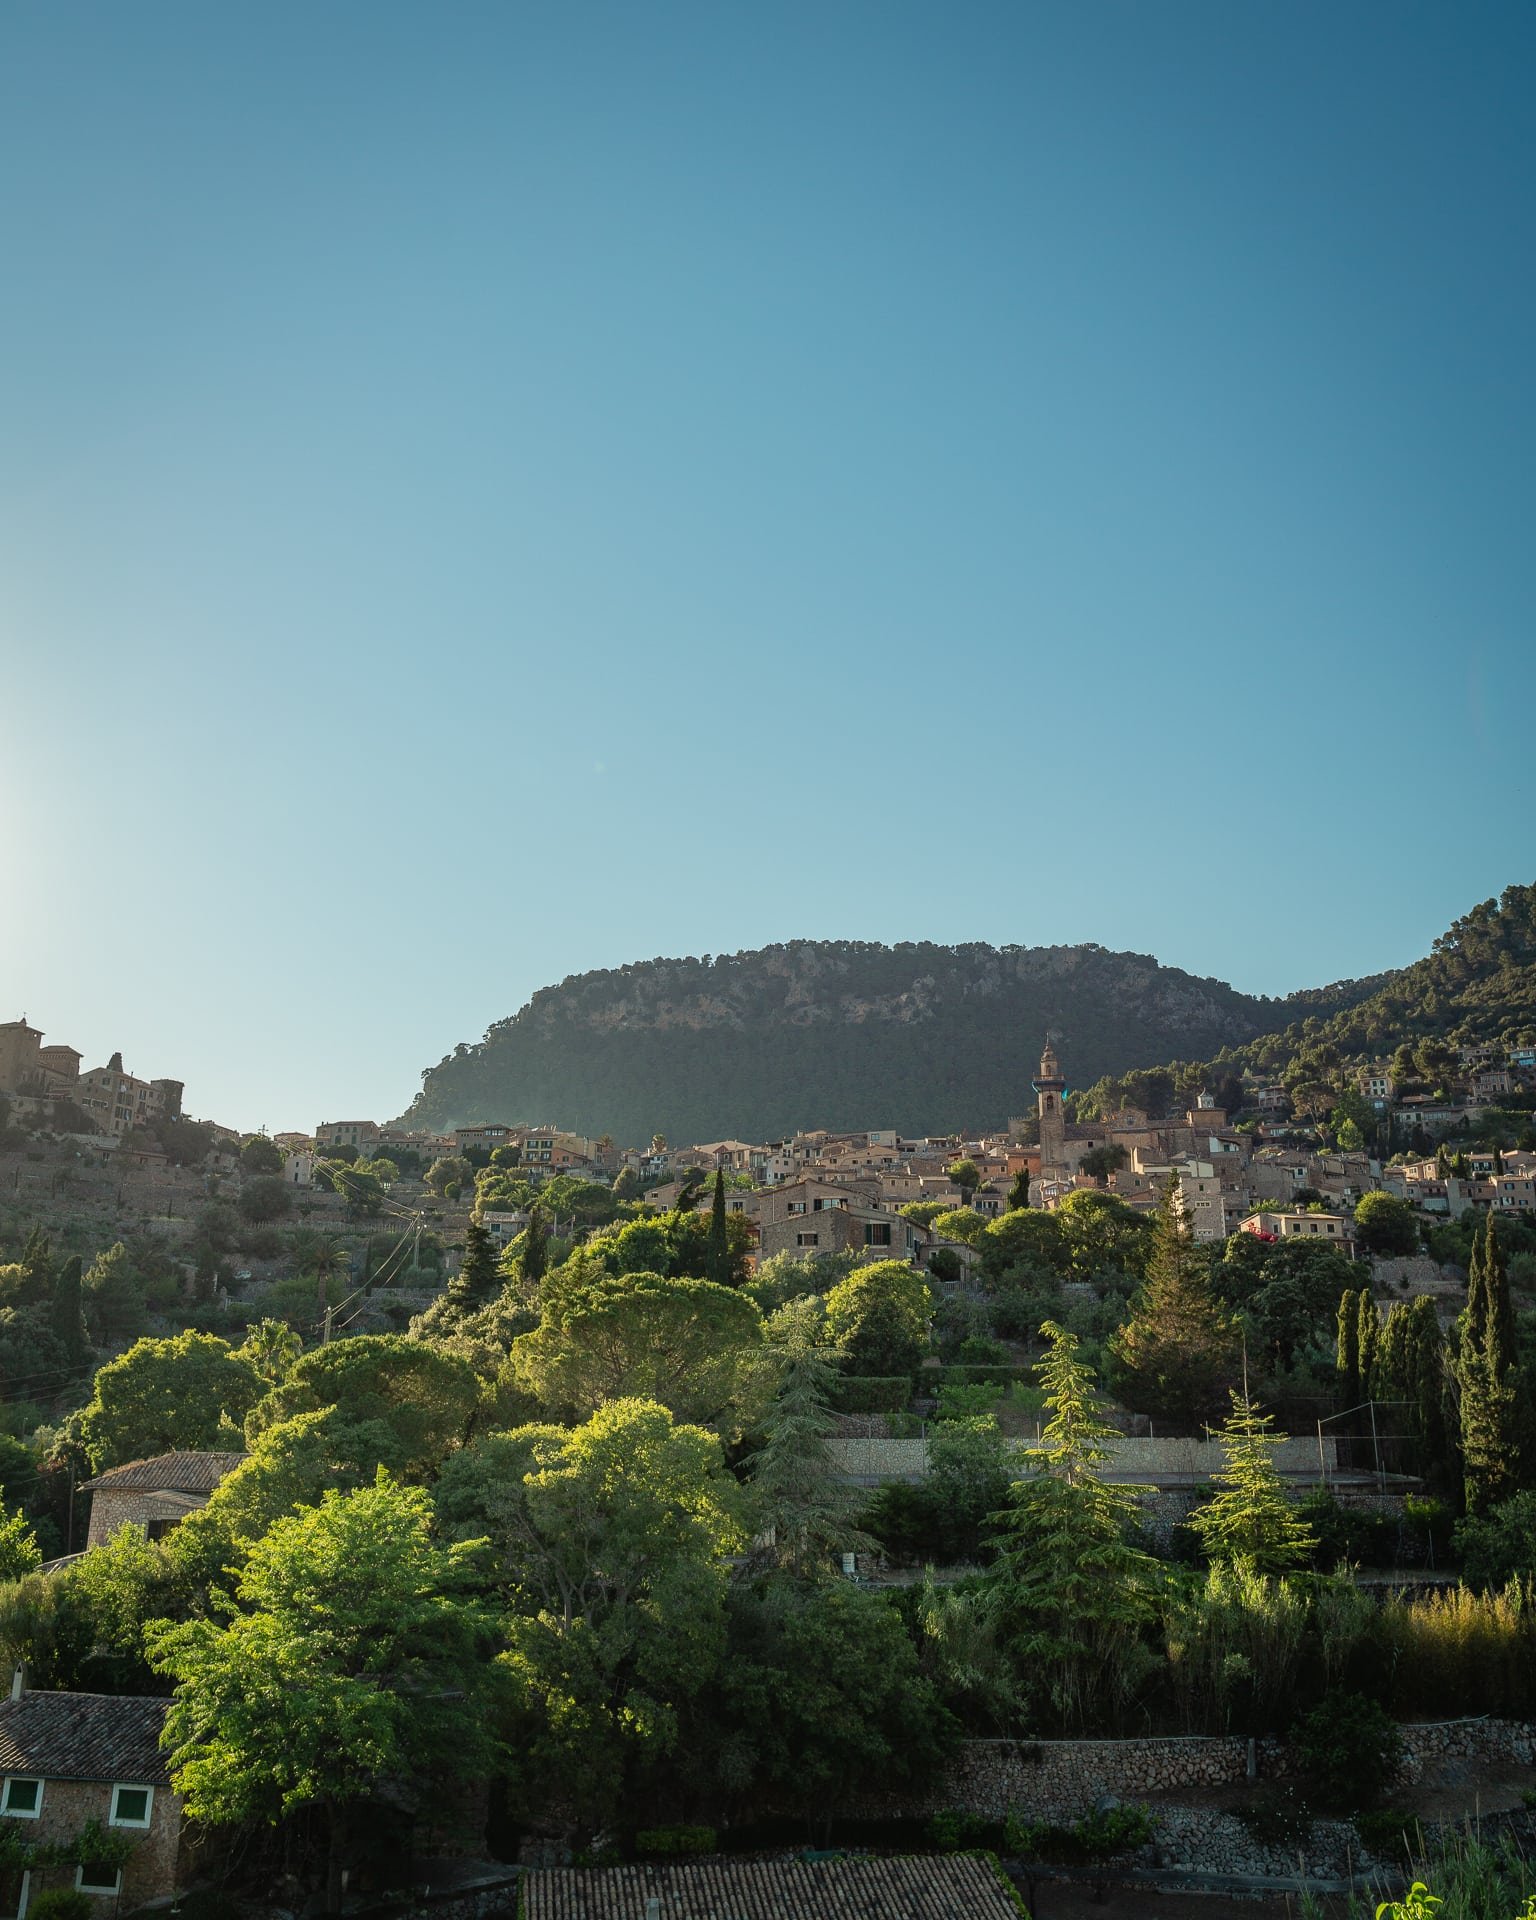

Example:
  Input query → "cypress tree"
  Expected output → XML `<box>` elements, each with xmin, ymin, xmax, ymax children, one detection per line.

<box><xmin>1336</xmin><ymin>1289</ymin><xmax>1362</xmax><ymax>1410</ymax></box>
<box><xmin>1458</xmin><ymin>1214</ymin><xmax>1521</xmax><ymax>1514</ymax></box>
<box><xmin>521</xmin><ymin>1204</ymin><xmax>549</xmax><ymax>1287</ymax></box>
<box><xmin>50</xmin><ymin>1253</ymin><xmax>88</xmax><ymax>1367</ymax></box>
<box><xmin>1007</xmin><ymin>1168</ymin><xmax>1032</xmax><ymax>1210</ymax></box>
<box><xmin>706</xmin><ymin>1169</ymin><xmax>731</xmax><ymax>1288</ymax></box>
<box><xmin>1357</xmin><ymin>1291</ymin><xmax>1380</xmax><ymax>1402</ymax></box>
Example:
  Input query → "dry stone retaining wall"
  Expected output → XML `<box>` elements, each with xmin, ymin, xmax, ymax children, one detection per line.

<box><xmin>905</xmin><ymin>1719</ymin><xmax>1535</xmax><ymax>1824</ymax></box>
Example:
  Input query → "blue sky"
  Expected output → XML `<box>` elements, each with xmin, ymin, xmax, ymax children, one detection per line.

<box><xmin>1</xmin><ymin>2</ymin><xmax>1531</xmax><ymax>1132</ymax></box>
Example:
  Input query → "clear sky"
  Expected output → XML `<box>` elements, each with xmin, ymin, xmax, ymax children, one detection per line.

<box><xmin>1</xmin><ymin>2</ymin><xmax>1531</xmax><ymax>1133</ymax></box>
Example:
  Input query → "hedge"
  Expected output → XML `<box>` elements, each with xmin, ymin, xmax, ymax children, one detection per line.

<box><xmin>831</xmin><ymin>1376</ymin><xmax>913</xmax><ymax>1415</ymax></box>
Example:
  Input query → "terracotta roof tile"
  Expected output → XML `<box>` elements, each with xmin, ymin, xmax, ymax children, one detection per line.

<box><xmin>0</xmin><ymin>1692</ymin><xmax>171</xmax><ymax>1786</ymax></box>
<box><xmin>80</xmin><ymin>1452</ymin><xmax>246</xmax><ymax>1495</ymax></box>
<box><xmin>523</xmin><ymin>1854</ymin><xmax>1022</xmax><ymax>1920</ymax></box>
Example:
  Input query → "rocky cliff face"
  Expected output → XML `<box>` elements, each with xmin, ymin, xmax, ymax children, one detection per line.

<box><xmin>397</xmin><ymin>939</ymin><xmax>1375</xmax><ymax>1145</ymax></box>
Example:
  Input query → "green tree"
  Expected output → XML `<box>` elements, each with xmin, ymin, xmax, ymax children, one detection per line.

<box><xmin>149</xmin><ymin>1474</ymin><xmax>498</xmax><ymax>1913</ymax></box>
<box><xmin>982</xmin><ymin>1322</ymin><xmax>1161</xmax><ymax>1732</ymax></box>
<box><xmin>425</xmin><ymin>1156</ymin><xmax>473</xmax><ymax>1198</ymax></box>
<box><xmin>1335</xmin><ymin>1287</ymin><xmax>1363</xmax><ymax>1409</ymax></box>
<box><xmin>712</xmin><ymin>1578</ymin><xmax>953</xmax><ymax>1826</ymax></box>
<box><xmin>1355</xmin><ymin>1192</ymin><xmax>1419</xmax><ymax>1259</ymax></box>
<box><xmin>238</xmin><ymin>1176</ymin><xmax>292</xmax><ymax>1224</ymax></box>
<box><xmin>49</xmin><ymin>1255</ymin><xmax>88</xmax><ymax>1368</ymax></box>
<box><xmin>78</xmin><ymin>1332</ymin><xmax>264</xmax><ymax>1471</ymax></box>
<box><xmin>0</xmin><ymin>1507</ymin><xmax>41</xmax><ymax>1582</ymax></box>
<box><xmin>80</xmin><ymin>1243</ymin><xmax>145</xmax><ymax>1346</ymax></box>
<box><xmin>947</xmin><ymin>1159</ymin><xmax>982</xmax><ymax>1205</ymax></box>
<box><xmin>454</xmin><ymin>1220</ymin><xmax>500</xmax><ymax>1305</ymax></box>
<box><xmin>247</xmin><ymin>1334</ymin><xmax>481</xmax><ymax>1477</ymax></box>
<box><xmin>1110</xmin><ymin>1181</ymin><xmax>1238</xmax><ymax>1426</ymax></box>
<box><xmin>1188</xmin><ymin>1392</ymin><xmax>1317</xmax><ymax>1572</ymax></box>
<box><xmin>236</xmin><ymin>1319</ymin><xmax>304</xmax><ymax>1389</ymax></box>
<box><xmin>519</xmin><ymin>1205</ymin><xmax>550</xmax><ymax>1287</ymax></box>
<box><xmin>706</xmin><ymin>1169</ymin><xmax>731</xmax><ymax>1288</ymax></box>
<box><xmin>510</xmin><ymin>1271</ymin><xmax>763</xmax><ymax>1435</ymax></box>
<box><xmin>1052</xmin><ymin>1188</ymin><xmax>1152</xmax><ymax>1282</ymax></box>
<box><xmin>823</xmin><ymin>1261</ymin><xmax>931</xmax><ymax>1378</ymax></box>
<box><xmin>239</xmin><ymin>1135</ymin><xmax>284</xmax><ymax>1176</ymax></box>
<box><xmin>1006</xmin><ymin>1168</ymin><xmax>1032</xmax><ymax>1210</ymax></box>
<box><xmin>747</xmin><ymin>1340</ymin><xmax>866</xmax><ymax>1579</ymax></box>
<box><xmin>1457</xmin><ymin>1215</ymin><xmax>1522</xmax><ymax>1514</ymax></box>
<box><xmin>611</xmin><ymin>1165</ymin><xmax>640</xmax><ymax>1202</ymax></box>
<box><xmin>435</xmin><ymin>1400</ymin><xmax>742</xmax><ymax>1828</ymax></box>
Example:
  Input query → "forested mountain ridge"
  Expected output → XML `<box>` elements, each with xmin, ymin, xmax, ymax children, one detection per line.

<box><xmin>395</xmin><ymin>939</ymin><xmax>1382</xmax><ymax>1143</ymax></box>
<box><xmin>1077</xmin><ymin>884</ymin><xmax>1536</xmax><ymax>1118</ymax></box>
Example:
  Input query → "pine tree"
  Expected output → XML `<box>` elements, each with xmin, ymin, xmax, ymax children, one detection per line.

<box><xmin>706</xmin><ymin>1169</ymin><xmax>732</xmax><ymax>1288</ymax></box>
<box><xmin>50</xmin><ymin>1253</ymin><xmax>88</xmax><ymax>1367</ymax></box>
<box><xmin>748</xmin><ymin>1342</ymin><xmax>867</xmax><ymax>1578</ymax></box>
<box><xmin>1110</xmin><ymin>1177</ymin><xmax>1238</xmax><ymax>1427</ymax></box>
<box><xmin>1189</xmin><ymin>1391</ymin><xmax>1317</xmax><ymax>1572</ymax></box>
<box><xmin>985</xmin><ymin>1322</ymin><xmax>1161</xmax><ymax>1731</ymax></box>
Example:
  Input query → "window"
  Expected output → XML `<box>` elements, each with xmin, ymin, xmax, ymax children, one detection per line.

<box><xmin>76</xmin><ymin>1863</ymin><xmax>122</xmax><ymax>1896</ymax></box>
<box><xmin>795</xmin><ymin>1232</ymin><xmax>820</xmax><ymax>1247</ymax></box>
<box><xmin>863</xmin><ymin>1222</ymin><xmax>892</xmax><ymax>1247</ymax></box>
<box><xmin>0</xmin><ymin>1867</ymin><xmax>28</xmax><ymax>1920</ymax></box>
<box><xmin>110</xmin><ymin>1785</ymin><xmax>153</xmax><ymax>1828</ymax></box>
<box><xmin>1</xmin><ymin>1779</ymin><xmax>40</xmax><ymax>1818</ymax></box>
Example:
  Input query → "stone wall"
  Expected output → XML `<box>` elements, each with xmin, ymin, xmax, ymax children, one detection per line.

<box><xmin>16</xmin><ymin>1775</ymin><xmax>182</xmax><ymax>1911</ymax></box>
<box><xmin>827</xmin><ymin>1433</ymin><xmax>1338</xmax><ymax>1486</ymax></box>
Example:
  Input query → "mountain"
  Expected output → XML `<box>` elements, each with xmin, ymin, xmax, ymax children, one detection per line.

<box><xmin>1223</xmin><ymin>884</ymin><xmax>1536</xmax><ymax>1074</ymax></box>
<box><xmin>394</xmin><ymin>939</ymin><xmax>1382</xmax><ymax>1145</ymax></box>
<box><xmin>1076</xmin><ymin>884</ymin><xmax>1536</xmax><ymax>1117</ymax></box>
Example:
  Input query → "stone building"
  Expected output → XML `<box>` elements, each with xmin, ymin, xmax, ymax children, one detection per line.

<box><xmin>81</xmin><ymin>1451</ymin><xmax>247</xmax><ymax>1549</ymax></box>
<box><xmin>0</xmin><ymin>1677</ymin><xmax>183</xmax><ymax>1916</ymax></box>
<box><xmin>0</xmin><ymin>1020</ymin><xmax>83</xmax><ymax>1106</ymax></box>
<box><xmin>75</xmin><ymin>1054</ymin><xmax>184</xmax><ymax>1138</ymax></box>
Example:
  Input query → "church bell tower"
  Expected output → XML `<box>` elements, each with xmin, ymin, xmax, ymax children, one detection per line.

<box><xmin>1033</xmin><ymin>1040</ymin><xmax>1067</xmax><ymax>1174</ymax></box>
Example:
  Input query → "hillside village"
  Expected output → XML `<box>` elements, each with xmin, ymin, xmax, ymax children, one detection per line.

<box><xmin>0</xmin><ymin>980</ymin><xmax>1534</xmax><ymax>1920</ymax></box>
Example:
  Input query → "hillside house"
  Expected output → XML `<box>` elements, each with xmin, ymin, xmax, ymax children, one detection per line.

<box><xmin>0</xmin><ymin>1677</ymin><xmax>183</xmax><ymax>1916</ymax></box>
<box><xmin>81</xmin><ymin>1452</ymin><xmax>247</xmax><ymax>1549</ymax></box>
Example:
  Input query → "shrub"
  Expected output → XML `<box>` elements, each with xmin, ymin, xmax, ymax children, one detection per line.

<box><xmin>1355</xmin><ymin>1806</ymin><xmax>1418</xmax><ymax>1863</ymax></box>
<box><xmin>1289</xmin><ymin>1690</ymin><xmax>1404</xmax><ymax>1811</ymax></box>
<box><xmin>927</xmin><ymin>1808</ymin><xmax>989</xmax><ymax>1852</ymax></box>
<box><xmin>1003</xmin><ymin>1803</ymin><xmax>1154</xmax><ymax>1862</ymax></box>
<box><xmin>27</xmin><ymin>1893</ymin><xmax>95</xmax><ymax>1920</ymax></box>
<box><xmin>830</xmin><ymin>1375</ymin><xmax>912</xmax><ymax>1415</ymax></box>
<box><xmin>634</xmin><ymin>1826</ymin><xmax>715</xmax><ymax>1857</ymax></box>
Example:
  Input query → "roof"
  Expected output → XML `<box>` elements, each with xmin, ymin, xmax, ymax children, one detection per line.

<box><xmin>81</xmin><ymin>1451</ymin><xmax>247</xmax><ymax>1495</ymax></box>
<box><xmin>0</xmin><ymin>1691</ymin><xmax>171</xmax><ymax>1786</ymax></box>
<box><xmin>522</xmin><ymin>1855</ymin><xmax>1023</xmax><ymax>1920</ymax></box>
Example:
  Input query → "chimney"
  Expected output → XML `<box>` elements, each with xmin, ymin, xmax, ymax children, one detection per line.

<box><xmin>10</xmin><ymin>1665</ymin><xmax>24</xmax><ymax>1703</ymax></box>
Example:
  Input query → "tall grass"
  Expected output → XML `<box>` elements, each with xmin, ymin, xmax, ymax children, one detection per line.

<box><xmin>1378</xmin><ymin>1582</ymin><xmax>1536</xmax><ymax>1719</ymax></box>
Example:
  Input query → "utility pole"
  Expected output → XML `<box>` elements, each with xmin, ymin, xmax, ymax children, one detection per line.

<box><xmin>322</xmin><ymin>1304</ymin><xmax>334</xmax><ymax>1344</ymax></box>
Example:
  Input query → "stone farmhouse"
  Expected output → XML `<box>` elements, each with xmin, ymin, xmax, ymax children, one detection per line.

<box><xmin>81</xmin><ymin>1451</ymin><xmax>247</xmax><ymax>1550</ymax></box>
<box><xmin>0</xmin><ymin>1676</ymin><xmax>183</xmax><ymax>1917</ymax></box>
